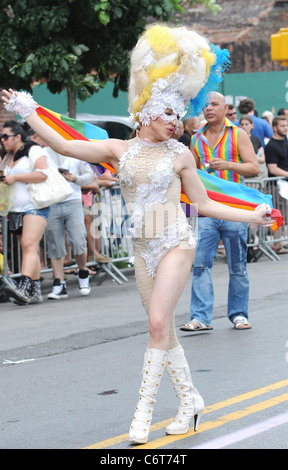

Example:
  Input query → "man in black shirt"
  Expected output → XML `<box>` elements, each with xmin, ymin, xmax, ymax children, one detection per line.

<box><xmin>265</xmin><ymin>116</ymin><xmax>288</xmax><ymax>177</ymax></box>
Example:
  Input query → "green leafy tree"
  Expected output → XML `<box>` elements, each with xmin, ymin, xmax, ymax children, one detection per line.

<box><xmin>0</xmin><ymin>0</ymin><xmax>221</xmax><ymax>117</ymax></box>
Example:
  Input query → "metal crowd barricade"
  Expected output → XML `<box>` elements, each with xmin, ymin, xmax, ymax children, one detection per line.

<box><xmin>245</xmin><ymin>177</ymin><xmax>288</xmax><ymax>261</ymax></box>
<box><xmin>0</xmin><ymin>184</ymin><xmax>135</xmax><ymax>286</ymax></box>
<box><xmin>0</xmin><ymin>215</ymin><xmax>20</xmax><ymax>295</ymax></box>
<box><xmin>1</xmin><ymin>177</ymin><xmax>288</xmax><ymax>288</ymax></box>
<box><xmin>244</xmin><ymin>179</ymin><xmax>271</xmax><ymax>261</ymax></box>
<box><xmin>260</xmin><ymin>176</ymin><xmax>288</xmax><ymax>259</ymax></box>
<box><xmin>90</xmin><ymin>184</ymin><xmax>134</xmax><ymax>285</ymax></box>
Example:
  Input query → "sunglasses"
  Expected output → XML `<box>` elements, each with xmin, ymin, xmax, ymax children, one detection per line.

<box><xmin>227</xmin><ymin>112</ymin><xmax>237</xmax><ymax>117</ymax></box>
<box><xmin>0</xmin><ymin>134</ymin><xmax>17</xmax><ymax>141</ymax></box>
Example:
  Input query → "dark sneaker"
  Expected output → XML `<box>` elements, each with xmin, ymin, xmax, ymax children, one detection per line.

<box><xmin>47</xmin><ymin>278</ymin><xmax>68</xmax><ymax>300</ymax></box>
<box><xmin>3</xmin><ymin>275</ymin><xmax>31</xmax><ymax>305</ymax></box>
<box><xmin>28</xmin><ymin>280</ymin><xmax>43</xmax><ymax>304</ymax></box>
<box><xmin>3</xmin><ymin>284</ymin><xmax>28</xmax><ymax>305</ymax></box>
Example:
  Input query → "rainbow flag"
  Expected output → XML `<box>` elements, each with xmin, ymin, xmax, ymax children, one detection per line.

<box><xmin>36</xmin><ymin>106</ymin><xmax>283</xmax><ymax>230</ymax></box>
<box><xmin>36</xmin><ymin>106</ymin><xmax>108</xmax><ymax>141</ymax></box>
<box><xmin>180</xmin><ymin>170</ymin><xmax>283</xmax><ymax>231</ymax></box>
<box><xmin>36</xmin><ymin>106</ymin><xmax>114</xmax><ymax>174</ymax></box>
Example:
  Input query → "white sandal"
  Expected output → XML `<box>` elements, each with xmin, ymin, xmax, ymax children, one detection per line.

<box><xmin>233</xmin><ymin>316</ymin><xmax>252</xmax><ymax>330</ymax></box>
<box><xmin>180</xmin><ymin>320</ymin><xmax>213</xmax><ymax>332</ymax></box>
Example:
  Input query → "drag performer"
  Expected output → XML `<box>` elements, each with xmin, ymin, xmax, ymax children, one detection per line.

<box><xmin>2</xmin><ymin>24</ymin><xmax>271</xmax><ymax>445</ymax></box>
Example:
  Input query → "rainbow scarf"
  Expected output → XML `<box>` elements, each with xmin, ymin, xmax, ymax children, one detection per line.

<box><xmin>36</xmin><ymin>106</ymin><xmax>283</xmax><ymax>231</ymax></box>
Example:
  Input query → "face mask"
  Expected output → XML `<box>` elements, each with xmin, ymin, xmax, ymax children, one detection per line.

<box><xmin>159</xmin><ymin>112</ymin><xmax>180</xmax><ymax>124</ymax></box>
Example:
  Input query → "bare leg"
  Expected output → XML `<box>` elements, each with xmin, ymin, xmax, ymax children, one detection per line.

<box><xmin>129</xmin><ymin>245</ymin><xmax>195</xmax><ymax>444</ymax></box>
<box><xmin>50</xmin><ymin>257</ymin><xmax>64</xmax><ymax>282</ymax></box>
<box><xmin>20</xmin><ymin>215</ymin><xmax>47</xmax><ymax>279</ymax></box>
<box><xmin>148</xmin><ymin>245</ymin><xmax>195</xmax><ymax>351</ymax></box>
<box><xmin>74</xmin><ymin>251</ymin><xmax>88</xmax><ymax>270</ymax></box>
<box><xmin>134</xmin><ymin>246</ymin><xmax>192</xmax><ymax>350</ymax></box>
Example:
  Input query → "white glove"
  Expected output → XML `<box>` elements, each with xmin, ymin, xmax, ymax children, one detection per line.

<box><xmin>255</xmin><ymin>202</ymin><xmax>271</xmax><ymax>215</ymax></box>
<box><xmin>5</xmin><ymin>91</ymin><xmax>38</xmax><ymax>119</ymax></box>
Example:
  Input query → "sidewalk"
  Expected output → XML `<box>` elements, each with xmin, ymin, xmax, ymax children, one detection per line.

<box><xmin>0</xmin><ymin>253</ymin><xmax>287</xmax><ymax>359</ymax></box>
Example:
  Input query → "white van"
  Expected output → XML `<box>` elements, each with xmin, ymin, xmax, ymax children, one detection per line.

<box><xmin>76</xmin><ymin>113</ymin><xmax>134</xmax><ymax>140</ymax></box>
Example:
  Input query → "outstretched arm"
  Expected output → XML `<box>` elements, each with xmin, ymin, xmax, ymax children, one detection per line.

<box><xmin>177</xmin><ymin>148</ymin><xmax>271</xmax><ymax>226</ymax></box>
<box><xmin>1</xmin><ymin>89</ymin><xmax>124</xmax><ymax>168</ymax></box>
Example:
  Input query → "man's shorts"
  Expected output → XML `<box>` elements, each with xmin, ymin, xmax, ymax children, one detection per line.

<box><xmin>46</xmin><ymin>200</ymin><xmax>87</xmax><ymax>259</ymax></box>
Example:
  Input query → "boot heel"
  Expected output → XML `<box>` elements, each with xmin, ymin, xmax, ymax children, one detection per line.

<box><xmin>165</xmin><ymin>345</ymin><xmax>205</xmax><ymax>436</ymax></box>
<box><xmin>194</xmin><ymin>409</ymin><xmax>203</xmax><ymax>431</ymax></box>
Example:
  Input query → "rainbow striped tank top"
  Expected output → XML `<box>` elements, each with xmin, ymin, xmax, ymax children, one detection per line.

<box><xmin>192</xmin><ymin>118</ymin><xmax>244</xmax><ymax>184</ymax></box>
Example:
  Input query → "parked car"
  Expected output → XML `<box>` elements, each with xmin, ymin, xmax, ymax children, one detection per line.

<box><xmin>76</xmin><ymin>113</ymin><xmax>134</xmax><ymax>140</ymax></box>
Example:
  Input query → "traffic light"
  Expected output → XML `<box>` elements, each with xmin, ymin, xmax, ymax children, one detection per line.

<box><xmin>271</xmin><ymin>28</ymin><xmax>288</xmax><ymax>66</ymax></box>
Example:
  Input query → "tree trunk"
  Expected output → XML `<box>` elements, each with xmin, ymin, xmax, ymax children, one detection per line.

<box><xmin>67</xmin><ymin>84</ymin><xmax>77</xmax><ymax>118</ymax></box>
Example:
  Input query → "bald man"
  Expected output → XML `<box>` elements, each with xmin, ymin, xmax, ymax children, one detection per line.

<box><xmin>181</xmin><ymin>92</ymin><xmax>259</xmax><ymax>332</ymax></box>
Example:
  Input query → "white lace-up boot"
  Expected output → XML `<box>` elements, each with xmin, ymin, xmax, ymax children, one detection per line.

<box><xmin>129</xmin><ymin>348</ymin><xmax>167</xmax><ymax>444</ymax></box>
<box><xmin>165</xmin><ymin>345</ymin><xmax>204</xmax><ymax>435</ymax></box>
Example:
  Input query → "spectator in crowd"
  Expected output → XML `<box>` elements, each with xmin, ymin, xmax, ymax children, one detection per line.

<box><xmin>264</xmin><ymin>116</ymin><xmax>288</xmax><ymax>254</ymax></box>
<box><xmin>81</xmin><ymin>173</ymin><xmax>112</xmax><ymax>264</ymax></box>
<box><xmin>265</xmin><ymin>116</ymin><xmax>288</xmax><ymax>177</ymax></box>
<box><xmin>0</xmin><ymin>120</ymin><xmax>49</xmax><ymax>305</ymax></box>
<box><xmin>261</xmin><ymin>110</ymin><xmax>274</xmax><ymax>128</ymax></box>
<box><xmin>46</xmin><ymin>149</ymin><xmax>94</xmax><ymax>299</ymax></box>
<box><xmin>277</xmin><ymin>108</ymin><xmax>288</xmax><ymax>120</ymax></box>
<box><xmin>29</xmin><ymin>129</ymin><xmax>95</xmax><ymax>298</ymax></box>
<box><xmin>226</xmin><ymin>104</ymin><xmax>238</xmax><ymax>123</ymax></box>
<box><xmin>237</xmin><ymin>98</ymin><xmax>273</xmax><ymax>147</ymax></box>
<box><xmin>221</xmin><ymin>104</ymin><xmax>239</xmax><ymax>254</ymax></box>
<box><xmin>219</xmin><ymin>102</ymin><xmax>239</xmax><ymax>254</ymax></box>
<box><xmin>239</xmin><ymin>115</ymin><xmax>267</xmax><ymax>180</ymax></box>
<box><xmin>178</xmin><ymin>116</ymin><xmax>201</xmax><ymax>148</ymax></box>
<box><xmin>180</xmin><ymin>92</ymin><xmax>259</xmax><ymax>333</ymax></box>
<box><xmin>277</xmin><ymin>108</ymin><xmax>288</xmax><ymax>137</ymax></box>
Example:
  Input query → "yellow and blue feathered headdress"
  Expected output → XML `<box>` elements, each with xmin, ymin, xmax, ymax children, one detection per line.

<box><xmin>128</xmin><ymin>24</ymin><xmax>230</xmax><ymax>124</ymax></box>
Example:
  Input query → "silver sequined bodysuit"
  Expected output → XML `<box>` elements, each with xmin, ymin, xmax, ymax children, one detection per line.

<box><xmin>119</xmin><ymin>136</ymin><xmax>196</xmax><ymax>348</ymax></box>
<box><xmin>120</xmin><ymin>136</ymin><xmax>196</xmax><ymax>275</ymax></box>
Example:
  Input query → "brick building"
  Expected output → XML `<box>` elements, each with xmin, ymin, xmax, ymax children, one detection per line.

<box><xmin>177</xmin><ymin>0</ymin><xmax>288</xmax><ymax>73</ymax></box>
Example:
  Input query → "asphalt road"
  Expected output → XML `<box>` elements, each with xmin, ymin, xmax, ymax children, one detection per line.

<box><xmin>0</xmin><ymin>252</ymin><xmax>288</xmax><ymax>451</ymax></box>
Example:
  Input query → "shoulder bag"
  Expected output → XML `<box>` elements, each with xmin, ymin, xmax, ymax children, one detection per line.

<box><xmin>27</xmin><ymin>166</ymin><xmax>73</xmax><ymax>209</ymax></box>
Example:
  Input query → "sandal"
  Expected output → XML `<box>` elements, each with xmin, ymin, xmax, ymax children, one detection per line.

<box><xmin>273</xmin><ymin>246</ymin><xmax>288</xmax><ymax>254</ymax></box>
<box><xmin>233</xmin><ymin>315</ymin><xmax>252</xmax><ymax>330</ymax></box>
<box><xmin>180</xmin><ymin>320</ymin><xmax>213</xmax><ymax>332</ymax></box>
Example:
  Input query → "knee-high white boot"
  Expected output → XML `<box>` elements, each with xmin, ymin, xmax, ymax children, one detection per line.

<box><xmin>165</xmin><ymin>345</ymin><xmax>204</xmax><ymax>435</ymax></box>
<box><xmin>129</xmin><ymin>348</ymin><xmax>167</xmax><ymax>444</ymax></box>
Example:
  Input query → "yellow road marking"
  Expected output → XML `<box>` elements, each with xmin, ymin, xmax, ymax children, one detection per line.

<box><xmin>136</xmin><ymin>393</ymin><xmax>288</xmax><ymax>449</ymax></box>
<box><xmin>85</xmin><ymin>379</ymin><xmax>288</xmax><ymax>449</ymax></box>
